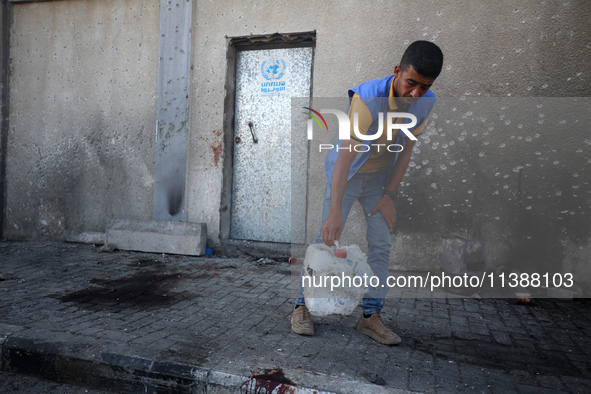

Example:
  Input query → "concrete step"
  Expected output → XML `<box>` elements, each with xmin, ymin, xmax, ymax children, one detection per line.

<box><xmin>0</xmin><ymin>330</ymin><xmax>401</xmax><ymax>394</ymax></box>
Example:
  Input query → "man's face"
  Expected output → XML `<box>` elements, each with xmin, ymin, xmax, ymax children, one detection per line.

<box><xmin>393</xmin><ymin>64</ymin><xmax>435</xmax><ymax>106</ymax></box>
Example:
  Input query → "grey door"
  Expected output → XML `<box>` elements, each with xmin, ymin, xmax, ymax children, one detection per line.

<box><xmin>230</xmin><ymin>47</ymin><xmax>312</xmax><ymax>243</ymax></box>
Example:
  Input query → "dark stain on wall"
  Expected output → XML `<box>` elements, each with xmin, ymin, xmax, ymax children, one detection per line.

<box><xmin>167</xmin><ymin>183</ymin><xmax>184</xmax><ymax>217</ymax></box>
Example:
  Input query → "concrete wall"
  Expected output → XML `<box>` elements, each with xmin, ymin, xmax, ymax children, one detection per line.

<box><xmin>6</xmin><ymin>0</ymin><xmax>159</xmax><ymax>239</ymax></box>
<box><xmin>4</xmin><ymin>1</ymin><xmax>591</xmax><ymax>276</ymax></box>
<box><xmin>1</xmin><ymin>1</ymin><xmax>10</xmax><ymax>239</ymax></box>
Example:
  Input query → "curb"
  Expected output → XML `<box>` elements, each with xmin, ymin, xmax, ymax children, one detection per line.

<box><xmin>0</xmin><ymin>331</ymin><xmax>409</xmax><ymax>394</ymax></box>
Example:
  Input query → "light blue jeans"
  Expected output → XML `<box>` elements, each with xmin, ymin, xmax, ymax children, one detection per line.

<box><xmin>296</xmin><ymin>172</ymin><xmax>391</xmax><ymax>315</ymax></box>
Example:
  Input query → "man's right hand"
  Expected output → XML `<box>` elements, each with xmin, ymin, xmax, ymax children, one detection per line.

<box><xmin>321</xmin><ymin>213</ymin><xmax>343</xmax><ymax>247</ymax></box>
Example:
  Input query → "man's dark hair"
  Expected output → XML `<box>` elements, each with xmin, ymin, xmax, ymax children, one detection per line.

<box><xmin>400</xmin><ymin>41</ymin><xmax>444</xmax><ymax>79</ymax></box>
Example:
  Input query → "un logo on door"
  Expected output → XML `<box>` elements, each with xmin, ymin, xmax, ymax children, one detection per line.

<box><xmin>261</xmin><ymin>57</ymin><xmax>286</xmax><ymax>80</ymax></box>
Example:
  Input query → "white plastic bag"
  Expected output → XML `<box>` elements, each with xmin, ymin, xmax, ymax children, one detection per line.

<box><xmin>302</xmin><ymin>243</ymin><xmax>374</xmax><ymax>316</ymax></box>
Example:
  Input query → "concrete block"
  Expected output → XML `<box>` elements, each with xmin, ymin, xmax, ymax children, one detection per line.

<box><xmin>106</xmin><ymin>219</ymin><xmax>206</xmax><ymax>256</ymax></box>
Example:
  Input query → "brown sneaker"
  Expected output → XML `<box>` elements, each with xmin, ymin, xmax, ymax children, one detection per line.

<box><xmin>291</xmin><ymin>305</ymin><xmax>314</xmax><ymax>336</ymax></box>
<box><xmin>357</xmin><ymin>313</ymin><xmax>401</xmax><ymax>345</ymax></box>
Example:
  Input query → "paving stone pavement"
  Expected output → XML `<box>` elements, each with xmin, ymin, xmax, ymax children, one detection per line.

<box><xmin>0</xmin><ymin>241</ymin><xmax>590</xmax><ymax>393</ymax></box>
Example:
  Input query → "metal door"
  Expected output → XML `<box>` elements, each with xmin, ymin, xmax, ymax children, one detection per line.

<box><xmin>230</xmin><ymin>47</ymin><xmax>312</xmax><ymax>243</ymax></box>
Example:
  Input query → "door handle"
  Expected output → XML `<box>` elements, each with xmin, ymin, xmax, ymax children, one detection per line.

<box><xmin>248</xmin><ymin>121</ymin><xmax>258</xmax><ymax>143</ymax></box>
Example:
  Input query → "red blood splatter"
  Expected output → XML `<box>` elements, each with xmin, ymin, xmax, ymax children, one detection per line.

<box><xmin>212</xmin><ymin>142</ymin><xmax>223</xmax><ymax>167</ymax></box>
<box><xmin>240</xmin><ymin>368</ymin><xmax>295</xmax><ymax>393</ymax></box>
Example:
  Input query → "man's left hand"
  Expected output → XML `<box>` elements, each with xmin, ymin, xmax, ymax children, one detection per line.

<box><xmin>368</xmin><ymin>195</ymin><xmax>397</xmax><ymax>231</ymax></box>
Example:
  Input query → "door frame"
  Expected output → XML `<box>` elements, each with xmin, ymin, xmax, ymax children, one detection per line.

<box><xmin>219</xmin><ymin>31</ymin><xmax>315</xmax><ymax>257</ymax></box>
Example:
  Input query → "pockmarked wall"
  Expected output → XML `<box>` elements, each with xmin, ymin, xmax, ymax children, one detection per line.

<box><xmin>6</xmin><ymin>0</ymin><xmax>159</xmax><ymax>239</ymax></box>
<box><xmin>187</xmin><ymin>1</ymin><xmax>590</xmax><ymax>277</ymax></box>
<box><xmin>5</xmin><ymin>1</ymin><xmax>590</xmax><ymax>281</ymax></box>
<box><xmin>305</xmin><ymin>97</ymin><xmax>590</xmax><ymax>282</ymax></box>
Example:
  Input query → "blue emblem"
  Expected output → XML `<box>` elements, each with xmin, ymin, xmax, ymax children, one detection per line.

<box><xmin>261</xmin><ymin>57</ymin><xmax>286</xmax><ymax>80</ymax></box>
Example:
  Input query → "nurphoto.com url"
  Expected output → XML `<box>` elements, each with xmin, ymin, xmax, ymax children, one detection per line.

<box><xmin>303</xmin><ymin>272</ymin><xmax>574</xmax><ymax>292</ymax></box>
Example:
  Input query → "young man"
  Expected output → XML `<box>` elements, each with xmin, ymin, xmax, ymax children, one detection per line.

<box><xmin>292</xmin><ymin>41</ymin><xmax>444</xmax><ymax>345</ymax></box>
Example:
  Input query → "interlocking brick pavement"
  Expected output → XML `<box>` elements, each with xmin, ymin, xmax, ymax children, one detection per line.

<box><xmin>1</xmin><ymin>241</ymin><xmax>590</xmax><ymax>393</ymax></box>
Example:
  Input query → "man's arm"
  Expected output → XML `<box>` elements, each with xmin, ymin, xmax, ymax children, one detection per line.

<box><xmin>321</xmin><ymin>95</ymin><xmax>371</xmax><ymax>247</ymax></box>
<box><xmin>367</xmin><ymin>137</ymin><xmax>416</xmax><ymax>231</ymax></box>
<box><xmin>321</xmin><ymin>138</ymin><xmax>359</xmax><ymax>247</ymax></box>
<box><xmin>384</xmin><ymin>137</ymin><xmax>415</xmax><ymax>194</ymax></box>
